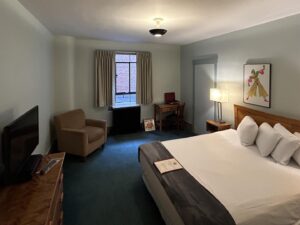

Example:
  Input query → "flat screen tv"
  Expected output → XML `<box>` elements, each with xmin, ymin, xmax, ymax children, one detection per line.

<box><xmin>1</xmin><ymin>106</ymin><xmax>41</xmax><ymax>185</ymax></box>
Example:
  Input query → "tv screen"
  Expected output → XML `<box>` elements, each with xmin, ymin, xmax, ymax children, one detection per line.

<box><xmin>1</xmin><ymin>106</ymin><xmax>39</xmax><ymax>183</ymax></box>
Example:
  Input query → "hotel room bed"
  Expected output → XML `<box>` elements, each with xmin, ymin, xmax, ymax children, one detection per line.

<box><xmin>139</xmin><ymin>105</ymin><xmax>300</xmax><ymax>225</ymax></box>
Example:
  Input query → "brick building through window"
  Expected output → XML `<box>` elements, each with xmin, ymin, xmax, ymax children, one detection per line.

<box><xmin>115</xmin><ymin>53</ymin><xmax>136</xmax><ymax>105</ymax></box>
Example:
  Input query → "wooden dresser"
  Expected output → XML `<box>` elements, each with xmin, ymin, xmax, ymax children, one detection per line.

<box><xmin>0</xmin><ymin>152</ymin><xmax>65</xmax><ymax>225</ymax></box>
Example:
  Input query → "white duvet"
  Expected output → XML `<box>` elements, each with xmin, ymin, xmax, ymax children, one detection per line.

<box><xmin>162</xmin><ymin>129</ymin><xmax>300</xmax><ymax>225</ymax></box>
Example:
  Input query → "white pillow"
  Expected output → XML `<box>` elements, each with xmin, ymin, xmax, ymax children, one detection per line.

<box><xmin>293</xmin><ymin>132</ymin><xmax>300</xmax><ymax>166</ymax></box>
<box><xmin>271</xmin><ymin>124</ymin><xmax>300</xmax><ymax>165</ymax></box>
<box><xmin>294</xmin><ymin>150</ymin><xmax>300</xmax><ymax>166</ymax></box>
<box><xmin>256</xmin><ymin>122</ymin><xmax>282</xmax><ymax>157</ymax></box>
<box><xmin>237</xmin><ymin>116</ymin><xmax>258</xmax><ymax>146</ymax></box>
<box><xmin>274</xmin><ymin>123</ymin><xmax>292</xmax><ymax>137</ymax></box>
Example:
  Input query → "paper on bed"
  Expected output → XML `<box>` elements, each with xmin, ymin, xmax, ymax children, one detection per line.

<box><xmin>154</xmin><ymin>158</ymin><xmax>183</xmax><ymax>174</ymax></box>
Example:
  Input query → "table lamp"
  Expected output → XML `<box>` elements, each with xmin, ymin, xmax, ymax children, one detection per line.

<box><xmin>210</xmin><ymin>88</ymin><xmax>228</xmax><ymax>123</ymax></box>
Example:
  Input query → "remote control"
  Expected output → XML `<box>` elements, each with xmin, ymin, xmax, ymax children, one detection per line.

<box><xmin>40</xmin><ymin>159</ymin><xmax>60</xmax><ymax>175</ymax></box>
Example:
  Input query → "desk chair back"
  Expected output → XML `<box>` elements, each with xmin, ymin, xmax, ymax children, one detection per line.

<box><xmin>176</xmin><ymin>102</ymin><xmax>185</xmax><ymax>129</ymax></box>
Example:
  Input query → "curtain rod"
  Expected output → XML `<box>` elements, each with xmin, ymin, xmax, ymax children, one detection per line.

<box><xmin>96</xmin><ymin>49</ymin><xmax>150</xmax><ymax>54</ymax></box>
<box><xmin>115</xmin><ymin>50</ymin><xmax>136</xmax><ymax>54</ymax></box>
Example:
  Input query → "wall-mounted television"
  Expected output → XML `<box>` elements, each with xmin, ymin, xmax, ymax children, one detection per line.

<box><xmin>1</xmin><ymin>106</ymin><xmax>41</xmax><ymax>185</ymax></box>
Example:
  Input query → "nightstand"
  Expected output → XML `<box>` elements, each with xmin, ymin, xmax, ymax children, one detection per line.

<box><xmin>206</xmin><ymin>120</ymin><xmax>231</xmax><ymax>133</ymax></box>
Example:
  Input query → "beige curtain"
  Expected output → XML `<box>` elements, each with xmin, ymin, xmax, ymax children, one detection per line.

<box><xmin>136</xmin><ymin>52</ymin><xmax>152</xmax><ymax>105</ymax></box>
<box><xmin>95</xmin><ymin>50</ymin><xmax>115</xmax><ymax>107</ymax></box>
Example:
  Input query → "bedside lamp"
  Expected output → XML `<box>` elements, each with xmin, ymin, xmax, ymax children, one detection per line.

<box><xmin>210</xmin><ymin>88</ymin><xmax>228</xmax><ymax>123</ymax></box>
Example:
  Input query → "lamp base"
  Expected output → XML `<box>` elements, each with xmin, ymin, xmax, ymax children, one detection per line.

<box><xmin>216</xmin><ymin>120</ymin><xmax>226</xmax><ymax>124</ymax></box>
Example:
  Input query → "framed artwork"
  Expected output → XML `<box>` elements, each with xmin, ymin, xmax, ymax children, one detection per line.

<box><xmin>243</xmin><ymin>64</ymin><xmax>271</xmax><ymax>108</ymax></box>
<box><xmin>144</xmin><ymin>118</ymin><xmax>155</xmax><ymax>131</ymax></box>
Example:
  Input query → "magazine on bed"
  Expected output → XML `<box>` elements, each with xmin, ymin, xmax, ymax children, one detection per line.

<box><xmin>154</xmin><ymin>158</ymin><xmax>183</xmax><ymax>174</ymax></box>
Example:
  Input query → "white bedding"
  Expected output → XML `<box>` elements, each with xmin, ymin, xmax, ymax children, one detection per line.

<box><xmin>162</xmin><ymin>129</ymin><xmax>300</xmax><ymax>225</ymax></box>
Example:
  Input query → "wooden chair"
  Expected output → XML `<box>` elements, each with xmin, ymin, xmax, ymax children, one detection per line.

<box><xmin>164</xmin><ymin>102</ymin><xmax>185</xmax><ymax>130</ymax></box>
<box><xmin>176</xmin><ymin>102</ymin><xmax>185</xmax><ymax>129</ymax></box>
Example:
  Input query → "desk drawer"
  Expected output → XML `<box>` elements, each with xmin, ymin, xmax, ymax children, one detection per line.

<box><xmin>160</xmin><ymin>106</ymin><xmax>177</xmax><ymax>113</ymax></box>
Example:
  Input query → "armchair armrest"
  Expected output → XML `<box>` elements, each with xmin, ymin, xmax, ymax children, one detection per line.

<box><xmin>86</xmin><ymin>119</ymin><xmax>107</xmax><ymax>142</ymax></box>
<box><xmin>59</xmin><ymin>128</ymin><xmax>88</xmax><ymax>156</ymax></box>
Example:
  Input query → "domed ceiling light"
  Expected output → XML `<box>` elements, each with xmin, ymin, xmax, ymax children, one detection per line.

<box><xmin>149</xmin><ymin>18</ymin><xmax>167</xmax><ymax>37</ymax></box>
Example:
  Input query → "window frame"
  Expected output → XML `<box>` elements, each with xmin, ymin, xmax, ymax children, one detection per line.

<box><xmin>114</xmin><ymin>52</ymin><xmax>137</xmax><ymax>104</ymax></box>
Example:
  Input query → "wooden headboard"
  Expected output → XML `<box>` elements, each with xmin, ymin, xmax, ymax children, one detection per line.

<box><xmin>234</xmin><ymin>105</ymin><xmax>300</xmax><ymax>133</ymax></box>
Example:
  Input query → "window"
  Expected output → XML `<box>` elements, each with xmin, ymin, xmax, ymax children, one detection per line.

<box><xmin>115</xmin><ymin>53</ymin><xmax>137</xmax><ymax>105</ymax></box>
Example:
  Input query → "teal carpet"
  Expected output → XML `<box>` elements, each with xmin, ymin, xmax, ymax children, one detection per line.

<box><xmin>63</xmin><ymin>130</ymin><xmax>194</xmax><ymax>225</ymax></box>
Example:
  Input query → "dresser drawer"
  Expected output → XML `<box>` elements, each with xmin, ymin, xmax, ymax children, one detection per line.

<box><xmin>48</xmin><ymin>172</ymin><xmax>64</xmax><ymax>224</ymax></box>
<box><xmin>52</xmin><ymin>198</ymin><xmax>62</xmax><ymax>225</ymax></box>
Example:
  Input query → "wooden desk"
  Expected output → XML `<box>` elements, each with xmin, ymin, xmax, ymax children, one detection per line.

<box><xmin>154</xmin><ymin>103</ymin><xmax>179</xmax><ymax>131</ymax></box>
<box><xmin>0</xmin><ymin>152</ymin><xmax>65</xmax><ymax>225</ymax></box>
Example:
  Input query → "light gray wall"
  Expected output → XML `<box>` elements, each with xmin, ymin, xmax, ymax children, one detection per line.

<box><xmin>0</xmin><ymin>0</ymin><xmax>54</xmax><ymax>154</ymax></box>
<box><xmin>54</xmin><ymin>37</ymin><xmax>181</xmax><ymax>126</ymax></box>
<box><xmin>181</xmin><ymin>14</ymin><xmax>300</xmax><ymax>125</ymax></box>
<box><xmin>54</xmin><ymin>36</ymin><xmax>75</xmax><ymax>113</ymax></box>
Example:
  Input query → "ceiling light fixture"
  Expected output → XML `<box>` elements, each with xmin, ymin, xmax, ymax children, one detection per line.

<box><xmin>149</xmin><ymin>18</ymin><xmax>167</xmax><ymax>37</ymax></box>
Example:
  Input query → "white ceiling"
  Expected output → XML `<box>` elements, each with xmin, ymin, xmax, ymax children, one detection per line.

<box><xmin>18</xmin><ymin>0</ymin><xmax>300</xmax><ymax>45</ymax></box>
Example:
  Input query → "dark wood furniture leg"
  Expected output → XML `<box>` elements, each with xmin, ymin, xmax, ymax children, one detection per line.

<box><xmin>160</xmin><ymin>111</ymin><xmax>162</xmax><ymax>131</ymax></box>
<box><xmin>154</xmin><ymin>106</ymin><xmax>157</xmax><ymax>130</ymax></box>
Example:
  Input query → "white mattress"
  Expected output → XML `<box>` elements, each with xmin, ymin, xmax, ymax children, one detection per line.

<box><xmin>162</xmin><ymin>129</ymin><xmax>300</xmax><ymax>225</ymax></box>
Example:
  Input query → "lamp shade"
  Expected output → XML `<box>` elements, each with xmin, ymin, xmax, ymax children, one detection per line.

<box><xmin>210</xmin><ymin>88</ymin><xmax>228</xmax><ymax>103</ymax></box>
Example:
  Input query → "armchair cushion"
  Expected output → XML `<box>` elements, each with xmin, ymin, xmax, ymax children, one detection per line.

<box><xmin>83</xmin><ymin>126</ymin><xmax>105</xmax><ymax>143</ymax></box>
<box><xmin>86</xmin><ymin>119</ymin><xmax>107</xmax><ymax>142</ymax></box>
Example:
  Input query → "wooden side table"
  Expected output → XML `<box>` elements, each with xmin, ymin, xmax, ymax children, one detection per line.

<box><xmin>206</xmin><ymin>120</ymin><xmax>231</xmax><ymax>133</ymax></box>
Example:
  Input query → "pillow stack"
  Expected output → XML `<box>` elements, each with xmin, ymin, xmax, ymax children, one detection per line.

<box><xmin>236</xmin><ymin>116</ymin><xmax>300</xmax><ymax>166</ymax></box>
<box><xmin>271</xmin><ymin>124</ymin><xmax>300</xmax><ymax>165</ymax></box>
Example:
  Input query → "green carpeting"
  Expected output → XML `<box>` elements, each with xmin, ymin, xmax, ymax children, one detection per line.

<box><xmin>63</xmin><ymin>130</ymin><xmax>194</xmax><ymax>225</ymax></box>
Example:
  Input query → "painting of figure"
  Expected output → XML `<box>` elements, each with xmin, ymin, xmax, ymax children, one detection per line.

<box><xmin>243</xmin><ymin>64</ymin><xmax>271</xmax><ymax>108</ymax></box>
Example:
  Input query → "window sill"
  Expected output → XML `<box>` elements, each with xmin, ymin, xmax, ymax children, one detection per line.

<box><xmin>112</xmin><ymin>103</ymin><xmax>140</xmax><ymax>109</ymax></box>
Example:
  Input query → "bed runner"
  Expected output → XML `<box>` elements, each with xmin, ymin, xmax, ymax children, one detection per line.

<box><xmin>139</xmin><ymin>141</ymin><xmax>236</xmax><ymax>225</ymax></box>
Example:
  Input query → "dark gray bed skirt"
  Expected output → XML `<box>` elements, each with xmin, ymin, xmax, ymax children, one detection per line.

<box><xmin>138</xmin><ymin>141</ymin><xmax>236</xmax><ymax>225</ymax></box>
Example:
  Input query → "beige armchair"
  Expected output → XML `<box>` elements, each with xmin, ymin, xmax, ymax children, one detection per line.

<box><xmin>54</xmin><ymin>109</ymin><xmax>107</xmax><ymax>159</ymax></box>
